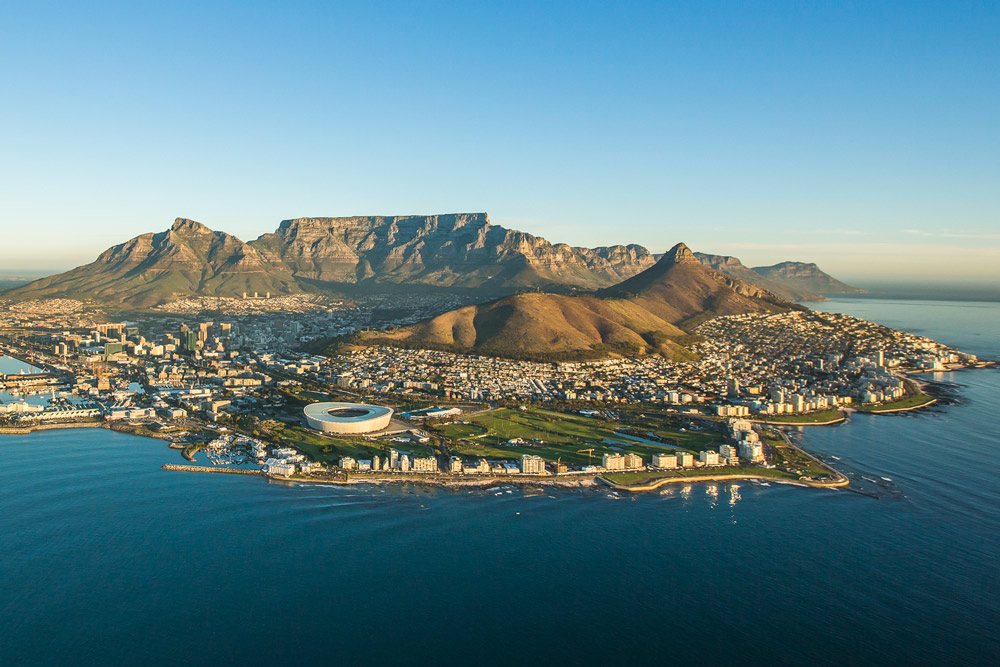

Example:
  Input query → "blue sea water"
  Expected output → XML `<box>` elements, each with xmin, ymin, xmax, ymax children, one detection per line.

<box><xmin>1</xmin><ymin>300</ymin><xmax>999</xmax><ymax>666</ymax></box>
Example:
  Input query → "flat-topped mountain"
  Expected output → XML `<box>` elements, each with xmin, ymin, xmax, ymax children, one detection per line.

<box><xmin>355</xmin><ymin>243</ymin><xmax>799</xmax><ymax>361</ymax></box>
<box><xmin>251</xmin><ymin>213</ymin><xmax>655</xmax><ymax>292</ymax></box>
<box><xmin>752</xmin><ymin>261</ymin><xmax>863</xmax><ymax>295</ymax></box>
<box><xmin>2</xmin><ymin>214</ymin><xmax>861</xmax><ymax>309</ymax></box>
<box><xmin>4</xmin><ymin>214</ymin><xmax>656</xmax><ymax>306</ymax></box>
<box><xmin>4</xmin><ymin>219</ymin><xmax>298</xmax><ymax>308</ymax></box>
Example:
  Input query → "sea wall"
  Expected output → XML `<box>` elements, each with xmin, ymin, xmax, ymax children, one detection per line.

<box><xmin>161</xmin><ymin>464</ymin><xmax>262</xmax><ymax>476</ymax></box>
<box><xmin>0</xmin><ymin>421</ymin><xmax>107</xmax><ymax>435</ymax></box>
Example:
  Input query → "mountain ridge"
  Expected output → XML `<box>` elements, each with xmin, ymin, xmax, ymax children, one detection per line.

<box><xmin>250</xmin><ymin>213</ymin><xmax>655</xmax><ymax>292</ymax></box>
<box><xmin>4</xmin><ymin>214</ymin><xmax>657</xmax><ymax>306</ymax></box>
<box><xmin>694</xmin><ymin>252</ymin><xmax>823</xmax><ymax>301</ymax></box>
<box><xmin>2</xmin><ymin>215</ymin><xmax>861</xmax><ymax>309</ymax></box>
<box><xmin>354</xmin><ymin>242</ymin><xmax>801</xmax><ymax>361</ymax></box>
<box><xmin>751</xmin><ymin>261</ymin><xmax>864</xmax><ymax>295</ymax></box>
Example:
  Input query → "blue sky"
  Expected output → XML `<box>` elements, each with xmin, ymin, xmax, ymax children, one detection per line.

<box><xmin>1</xmin><ymin>1</ymin><xmax>997</xmax><ymax>285</ymax></box>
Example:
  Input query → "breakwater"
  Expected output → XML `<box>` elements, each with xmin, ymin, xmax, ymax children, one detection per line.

<box><xmin>161</xmin><ymin>464</ymin><xmax>262</xmax><ymax>476</ymax></box>
<box><xmin>0</xmin><ymin>421</ymin><xmax>106</xmax><ymax>435</ymax></box>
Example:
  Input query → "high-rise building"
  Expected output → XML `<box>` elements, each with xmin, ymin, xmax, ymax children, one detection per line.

<box><xmin>412</xmin><ymin>456</ymin><xmax>438</xmax><ymax>472</ymax></box>
<box><xmin>181</xmin><ymin>329</ymin><xmax>198</xmax><ymax>353</ymax></box>
<box><xmin>623</xmin><ymin>453</ymin><xmax>643</xmax><ymax>470</ymax></box>
<box><xmin>520</xmin><ymin>454</ymin><xmax>546</xmax><ymax>474</ymax></box>
<box><xmin>651</xmin><ymin>453</ymin><xmax>677</xmax><ymax>469</ymax></box>
<box><xmin>602</xmin><ymin>453</ymin><xmax>625</xmax><ymax>471</ymax></box>
<box><xmin>720</xmin><ymin>445</ymin><xmax>740</xmax><ymax>464</ymax></box>
<box><xmin>739</xmin><ymin>442</ymin><xmax>765</xmax><ymax>463</ymax></box>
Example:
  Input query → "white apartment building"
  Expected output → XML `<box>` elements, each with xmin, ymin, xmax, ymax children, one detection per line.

<box><xmin>651</xmin><ymin>453</ymin><xmax>677</xmax><ymax>469</ymax></box>
<box><xmin>602</xmin><ymin>453</ymin><xmax>625</xmax><ymax>471</ymax></box>
<box><xmin>412</xmin><ymin>456</ymin><xmax>437</xmax><ymax>472</ymax></box>
<box><xmin>520</xmin><ymin>454</ymin><xmax>546</xmax><ymax>475</ymax></box>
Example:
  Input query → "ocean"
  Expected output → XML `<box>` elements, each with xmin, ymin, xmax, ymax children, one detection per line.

<box><xmin>1</xmin><ymin>299</ymin><xmax>998</xmax><ymax>666</ymax></box>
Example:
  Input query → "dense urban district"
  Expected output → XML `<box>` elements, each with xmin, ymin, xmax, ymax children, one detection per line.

<box><xmin>0</xmin><ymin>296</ymin><xmax>989</xmax><ymax>492</ymax></box>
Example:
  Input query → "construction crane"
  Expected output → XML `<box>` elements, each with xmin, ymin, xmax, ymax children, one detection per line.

<box><xmin>576</xmin><ymin>448</ymin><xmax>596</xmax><ymax>464</ymax></box>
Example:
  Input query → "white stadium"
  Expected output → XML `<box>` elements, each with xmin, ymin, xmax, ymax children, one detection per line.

<box><xmin>303</xmin><ymin>402</ymin><xmax>394</xmax><ymax>435</ymax></box>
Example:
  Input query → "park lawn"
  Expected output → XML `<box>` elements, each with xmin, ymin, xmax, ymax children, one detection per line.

<box><xmin>468</xmin><ymin>407</ymin><xmax>622</xmax><ymax>445</ymax></box>
<box><xmin>761</xmin><ymin>431</ymin><xmax>835</xmax><ymax>479</ymax></box>
<box><xmin>646</xmin><ymin>424</ymin><xmax>722</xmax><ymax>450</ymax></box>
<box><xmin>860</xmin><ymin>392</ymin><xmax>934</xmax><ymax>413</ymax></box>
<box><xmin>435</xmin><ymin>422</ymin><xmax>489</xmax><ymax>440</ymax></box>
<box><xmin>442</xmin><ymin>406</ymin><xmax>711</xmax><ymax>466</ymax></box>
<box><xmin>760</xmin><ymin>408</ymin><xmax>844</xmax><ymax>424</ymax></box>
<box><xmin>298</xmin><ymin>390</ymin><xmax>333</xmax><ymax>402</ymax></box>
<box><xmin>273</xmin><ymin>425</ymin><xmax>435</xmax><ymax>465</ymax></box>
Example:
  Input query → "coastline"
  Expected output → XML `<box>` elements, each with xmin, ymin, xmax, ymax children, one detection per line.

<box><xmin>597</xmin><ymin>472</ymin><xmax>849</xmax><ymax>492</ymax></box>
<box><xmin>751</xmin><ymin>370</ymin><xmax>955</xmax><ymax>426</ymax></box>
<box><xmin>753</xmin><ymin>412</ymin><xmax>847</xmax><ymax>427</ymax></box>
<box><xmin>856</xmin><ymin>397</ymin><xmax>937</xmax><ymax>414</ymax></box>
<box><xmin>1</xmin><ymin>365</ymin><xmax>969</xmax><ymax>493</ymax></box>
<box><xmin>0</xmin><ymin>421</ymin><xmax>107</xmax><ymax>435</ymax></box>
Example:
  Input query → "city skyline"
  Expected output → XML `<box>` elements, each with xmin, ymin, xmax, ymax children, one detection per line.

<box><xmin>2</xmin><ymin>2</ymin><xmax>997</xmax><ymax>285</ymax></box>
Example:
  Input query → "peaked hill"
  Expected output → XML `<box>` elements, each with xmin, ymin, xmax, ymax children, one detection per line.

<box><xmin>356</xmin><ymin>243</ymin><xmax>799</xmax><ymax>361</ymax></box>
<box><xmin>5</xmin><ymin>219</ymin><xmax>298</xmax><ymax>308</ymax></box>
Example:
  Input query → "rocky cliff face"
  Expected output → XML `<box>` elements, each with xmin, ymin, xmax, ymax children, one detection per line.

<box><xmin>96</xmin><ymin>219</ymin><xmax>275</xmax><ymax>273</ymax></box>
<box><xmin>695</xmin><ymin>252</ymin><xmax>822</xmax><ymax>301</ymax></box>
<box><xmin>250</xmin><ymin>213</ymin><xmax>655</xmax><ymax>291</ymax></box>
<box><xmin>3</xmin><ymin>214</ymin><xmax>860</xmax><ymax>309</ymax></box>
<box><xmin>751</xmin><ymin>261</ymin><xmax>863</xmax><ymax>295</ymax></box>
<box><xmin>4</xmin><ymin>218</ymin><xmax>298</xmax><ymax>307</ymax></box>
<box><xmin>3</xmin><ymin>215</ymin><xmax>657</xmax><ymax>306</ymax></box>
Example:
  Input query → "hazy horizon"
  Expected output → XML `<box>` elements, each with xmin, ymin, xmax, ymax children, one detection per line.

<box><xmin>1</xmin><ymin>2</ymin><xmax>997</xmax><ymax>284</ymax></box>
